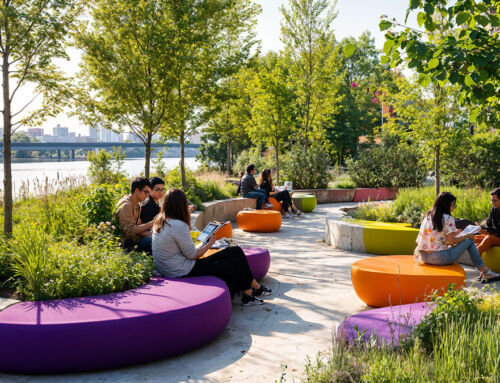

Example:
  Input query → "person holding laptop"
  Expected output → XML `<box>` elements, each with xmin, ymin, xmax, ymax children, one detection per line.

<box><xmin>152</xmin><ymin>188</ymin><xmax>272</xmax><ymax>305</ymax></box>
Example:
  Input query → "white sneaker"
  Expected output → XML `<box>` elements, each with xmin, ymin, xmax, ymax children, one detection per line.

<box><xmin>264</xmin><ymin>203</ymin><xmax>274</xmax><ymax>208</ymax></box>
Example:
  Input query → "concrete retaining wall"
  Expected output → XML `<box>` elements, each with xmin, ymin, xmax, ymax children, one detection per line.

<box><xmin>194</xmin><ymin>198</ymin><xmax>256</xmax><ymax>231</ymax></box>
<box><xmin>295</xmin><ymin>189</ymin><xmax>356</xmax><ymax>203</ymax></box>
<box><xmin>325</xmin><ymin>213</ymin><xmax>366</xmax><ymax>252</ymax></box>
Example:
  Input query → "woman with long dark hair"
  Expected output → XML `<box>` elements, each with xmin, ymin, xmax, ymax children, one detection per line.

<box><xmin>415</xmin><ymin>192</ymin><xmax>499</xmax><ymax>282</ymax></box>
<box><xmin>152</xmin><ymin>188</ymin><xmax>272</xmax><ymax>305</ymax></box>
<box><xmin>258</xmin><ymin>168</ymin><xmax>301</xmax><ymax>218</ymax></box>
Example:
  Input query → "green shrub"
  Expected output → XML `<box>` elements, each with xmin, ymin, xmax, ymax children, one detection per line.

<box><xmin>282</xmin><ymin>144</ymin><xmax>332</xmax><ymax>189</ymax></box>
<box><xmin>233</xmin><ymin>146</ymin><xmax>275</xmax><ymax>176</ymax></box>
<box><xmin>442</xmin><ymin>132</ymin><xmax>500</xmax><ymax>188</ymax></box>
<box><xmin>347</xmin><ymin>144</ymin><xmax>426</xmax><ymax>188</ymax></box>
<box><xmin>81</xmin><ymin>182</ymin><xmax>128</xmax><ymax>226</ymax></box>
<box><xmin>87</xmin><ymin>147</ymin><xmax>126</xmax><ymax>185</ymax></box>
<box><xmin>331</xmin><ymin>174</ymin><xmax>356</xmax><ymax>189</ymax></box>
<box><xmin>0</xmin><ymin>243</ymin><xmax>13</xmax><ymax>288</ymax></box>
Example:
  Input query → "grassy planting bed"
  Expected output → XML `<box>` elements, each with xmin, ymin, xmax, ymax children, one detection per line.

<box><xmin>351</xmin><ymin>187</ymin><xmax>492</xmax><ymax>228</ymax></box>
<box><xmin>302</xmin><ymin>288</ymin><xmax>500</xmax><ymax>382</ymax></box>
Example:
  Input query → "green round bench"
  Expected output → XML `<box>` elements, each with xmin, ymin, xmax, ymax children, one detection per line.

<box><xmin>292</xmin><ymin>193</ymin><xmax>317</xmax><ymax>212</ymax></box>
<box><xmin>483</xmin><ymin>246</ymin><xmax>500</xmax><ymax>273</ymax></box>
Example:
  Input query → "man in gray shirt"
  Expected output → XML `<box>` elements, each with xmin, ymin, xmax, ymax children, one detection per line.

<box><xmin>240</xmin><ymin>164</ymin><xmax>273</xmax><ymax>209</ymax></box>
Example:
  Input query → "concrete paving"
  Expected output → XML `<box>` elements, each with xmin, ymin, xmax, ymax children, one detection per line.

<box><xmin>1</xmin><ymin>202</ymin><xmax>498</xmax><ymax>383</ymax></box>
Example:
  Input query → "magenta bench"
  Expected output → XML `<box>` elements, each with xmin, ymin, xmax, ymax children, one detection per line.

<box><xmin>0</xmin><ymin>276</ymin><xmax>231</xmax><ymax>374</ymax></box>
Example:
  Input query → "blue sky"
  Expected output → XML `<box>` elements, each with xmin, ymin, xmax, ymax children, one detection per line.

<box><xmin>39</xmin><ymin>0</ymin><xmax>417</xmax><ymax>135</ymax></box>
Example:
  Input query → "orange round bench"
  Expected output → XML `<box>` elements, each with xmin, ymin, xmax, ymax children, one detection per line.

<box><xmin>263</xmin><ymin>197</ymin><xmax>283</xmax><ymax>212</ymax></box>
<box><xmin>215</xmin><ymin>222</ymin><xmax>233</xmax><ymax>239</ymax></box>
<box><xmin>351</xmin><ymin>255</ymin><xmax>466</xmax><ymax>307</ymax></box>
<box><xmin>236</xmin><ymin>210</ymin><xmax>282</xmax><ymax>232</ymax></box>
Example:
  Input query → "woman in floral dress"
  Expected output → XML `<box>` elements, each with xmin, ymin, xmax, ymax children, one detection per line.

<box><xmin>414</xmin><ymin>192</ymin><xmax>499</xmax><ymax>283</ymax></box>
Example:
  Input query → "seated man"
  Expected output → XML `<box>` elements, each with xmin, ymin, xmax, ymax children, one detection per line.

<box><xmin>116</xmin><ymin>177</ymin><xmax>153</xmax><ymax>253</ymax></box>
<box><xmin>140</xmin><ymin>176</ymin><xmax>197</xmax><ymax>225</ymax></box>
<box><xmin>475</xmin><ymin>187</ymin><xmax>500</xmax><ymax>254</ymax></box>
<box><xmin>240</xmin><ymin>164</ymin><xmax>273</xmax><ymax>210</ymax></box>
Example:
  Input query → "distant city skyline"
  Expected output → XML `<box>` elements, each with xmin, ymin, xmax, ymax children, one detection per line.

<box><xmin>13</xmin><ymin>1</ymin><xmax>418</xmax><ymax>136</ymax></box>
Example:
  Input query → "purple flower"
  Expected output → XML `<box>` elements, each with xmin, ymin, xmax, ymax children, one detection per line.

<box><xmin>351</xmin><ymin>82</ymin><xmax>358</xmax><ymax>88</ymax></box>
<box><xmin>372</xmin><ymin>97</ymin><xmax>379</xmax><ymax>103</ymax></box>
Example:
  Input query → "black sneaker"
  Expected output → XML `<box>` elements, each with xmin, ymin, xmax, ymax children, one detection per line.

<box><xmin>253</xmin><ymin>284</ymin><xmax>272</xmax><ymax>297</ymax></box>
<box><xmin>241</xmin><ymin>294</ymin><xmax>264</xmax><ymax>305</ymax></box>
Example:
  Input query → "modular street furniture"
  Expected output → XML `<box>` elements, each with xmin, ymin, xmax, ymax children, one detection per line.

<box><xmin>0</xmin><ymin>277</ymin><xmax>231</xmax><ymax>374</ymax></box>
<box><xmin>291</xmin><ymin>193</ymin><xmax>317</xmax><ymax>212</ymax></box>
<box><xmin>483</xmin><ymin>246</ymin><xmax>500</xmax><ymax>273</ymax></box>
<box><xmin>263</xmin><ymin>197</ymin><xmax>283</xmax><ymax>212</ymax></box>
<box><xmin>237</xmin><ymin>210</ymin><xmax>282</xmax><ymax>233</ymax></box>
<box><xmin>351</xmin><ymin>255</ymin><xmax>466</xmax><ymax>307</ymax></box>
<box><xmin>338</xmin><ymin>302</ymin><xmax>433</xmax><ymax>346</ymax></box>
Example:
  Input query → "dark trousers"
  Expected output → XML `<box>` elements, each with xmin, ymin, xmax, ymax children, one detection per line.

<box><xmin>187</xmin><ymin>246</ymin><xmax>255</xmax><ymax>298</ymax></box>
<box><xmin>274</xmin><ymin>190</ymin><xmax>293</xmax><ymax>211</ymax></box>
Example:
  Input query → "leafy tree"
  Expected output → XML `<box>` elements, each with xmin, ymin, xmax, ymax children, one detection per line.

<box><xmin>75</xmin><ymin>0</ymin><xmax>176</xmax><ymax>178</ymax></box>
<box><xmin>280</xmin><ymin>0</ymin><xmax>342</xmax><ymax>153</ymax></box>
<box><xmin>12</xmin><ymin>133</ymin><xmax>34</xmax><ymax>158</ymax></box>
<box><xmin>380</xmin><ymin>0</ymin><xmax>500</xmax><ymax>127</ymax></box>
<box><xmin>245</xmin><ymin>53</ymin><xmax>296</xmax><ymax>183</ymax></box>
<box><xmin>162</xmin><ymin>0</ymin><xmax>260</xmax><ymax>188</ymax></box>
<box><xmin>0</xmin><ymin>0</ymin><xmax>81</xmax><ymax>236</ymax></box>
<box><xmin>382</xmin><ymin>76</ymin><xmax>468</xmax><ymax>196</ymax></box>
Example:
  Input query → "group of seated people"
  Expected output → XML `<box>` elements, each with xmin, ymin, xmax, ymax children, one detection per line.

<box><xmin>115</xmin><ymin>176</ymin><xmax>272</xmax><ymax>305</ymax></box>
<box><xmin>414</xmin><ymin>187</ymin><xmax>500</xmax><ymax>283</ymax></box>
<box><xmin>238</xmin><ymin>164</ymin><xmax>302</xmax><ymax>218</ymax></box>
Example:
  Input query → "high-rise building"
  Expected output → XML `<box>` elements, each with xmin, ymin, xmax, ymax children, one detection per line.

<box><xmin>53</xmin><ymin>124</ymin><xmax>69</xmax><ymax>137</ymax></box>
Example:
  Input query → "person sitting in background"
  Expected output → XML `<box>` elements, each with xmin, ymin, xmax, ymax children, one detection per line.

<box><xmin>258</xmin><ymin>168</ymin><xmax>301</xmax><ymax>218</ymax></box>
<box><xmin>240</xmin><ymin>164</ymin><xmax>273</xmax><ymax>210</ymax></box>
<box><xmin>235</xmin><ymin>171</ymin><xmax>245</xmax><ymax>196</ymax></box>
<box><xmin>152</xmin><ymin>188</ymin><xmax>272</xmax><ymax>305</ymax></box>
<box><xmin>474</xmin><ymin>187</ymin><xmax>500</xmax><ymax>254</ymax></box>
<box><xmin>115</xmin><ymin>177</ymin><xmax>153</xmax><ymax>253</ymax></box>
<box><xmin>414</xmin><ymin>191</ymin><xmax>499</xmax><ymax>283</ymax></box>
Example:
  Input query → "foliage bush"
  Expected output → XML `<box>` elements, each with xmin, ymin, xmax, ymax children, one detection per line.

<box><xmin>87</xmin><ymin>147</ymin><xmax>126</xmax><ymax>185</ymax></box>
<box><xmin>282</xmin><ymin>144</ymin><xmax>332</xmax><ymax>189</ymax></box>
<box><xmin>81</xmin><ymin>182</ymin><xmax>128</xmax><ymax>226</ymax></box>
<box><xmin>347</xmin><ymin>144</ymin><xmax>426</xmax><ymax>188</ymax></box>
<box><xmin>352</xmin><ymin>186</ymin><xmax>492</xmax><ymax>228</ymax></box>
<box><xmin>8</xmin><ymin>223</ymin><xmax>154</xmax><ymax>301</ymax></box>
<box><xmin>442</xmin><ymin>132</ymin><xmax>500</xmax><ymax>188</ymax></box>
<box><xmin>330</xmin><ymin>174</ymin><xmax>356</xmax><ymax>189</ymax></box>
<box><xmin>233</xmin><ymin>146</ymin><xmax>275</xmax><ymax>176</ymax></box>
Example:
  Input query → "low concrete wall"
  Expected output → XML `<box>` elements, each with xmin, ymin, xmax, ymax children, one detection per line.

<box><xmin>295</xmin><ymin>189</ymin><xmax>356</xmax><ymax>204</ymax></box>
<box><xmin>325</xmin><ymin>213</ymin><xmax>366</xmax><ymax>252</ymax></box>
<box><xmin>353</xmin><ymin>188</ymin><xmax>398</xmax><ymax>202</ymax></box>
<box><xmin>194</xmin><ymin>198</ymin><xmax>256</xmax><ymax>231</ymax></box>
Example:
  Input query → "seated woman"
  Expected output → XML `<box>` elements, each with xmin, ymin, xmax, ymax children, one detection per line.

<box><xmin>152</xmin><ymin>188</ymin><xmax>272</xmax><ymax>305</ymax></box>
<box><xmin>258</xmin><ymin>168</ymin><xmax>301</xmax><ymax>218</ymax></box>
<box><xmin>414</xmin><ymin>192</ymin><xmax>499</xmax><ymax>283</ymax></box>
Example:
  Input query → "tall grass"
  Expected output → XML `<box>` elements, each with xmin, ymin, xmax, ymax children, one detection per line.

<box><xmin>352</xmin><ymin>186</ymin><xmax>492</xmax><ymax>228</ymax></box>
<box><xmin>302</xmin><ymin>290</ymin><xmax>500</xmax><ymax>383</ymax></box>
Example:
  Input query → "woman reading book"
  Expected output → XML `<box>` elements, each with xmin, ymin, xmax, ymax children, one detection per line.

<box><xmin>414</xmin><ymin>192</ymin><xmax>499</xmax><ymax>283</ymax></box>
<box><xmin>152</xmin><ymin>188</ymin><xmax>272</xmax><ymax>305</ymax></box>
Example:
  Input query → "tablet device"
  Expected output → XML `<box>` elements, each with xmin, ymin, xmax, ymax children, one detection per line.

<box><xmin>196</xmin><ymin>222</ymin><xmax>223</xmax><ymax>243</ymax></box>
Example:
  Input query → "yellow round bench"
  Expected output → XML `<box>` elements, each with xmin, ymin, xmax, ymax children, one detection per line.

<box><xmin>236</xmin><ymin>210</ymin><xmax>282</xmax><ymax>232</ymax></box>
<box><xmin>483</xmin><ymin>246</ymin><xmax>500</xmax><ymax>273</ymax></box>
<box><xmin>351</xmin><ymin>255</ymin><xmax>466</xmax><ymax>307</ymax></box>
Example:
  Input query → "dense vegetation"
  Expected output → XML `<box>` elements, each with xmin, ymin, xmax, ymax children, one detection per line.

<box><xmin>301</xmin><ymin>288</ymin><xmax>500</xmax><ymax>383</ymax></box>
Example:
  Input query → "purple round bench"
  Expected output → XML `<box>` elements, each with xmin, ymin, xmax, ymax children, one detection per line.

<box><xmin>0</xmin><ymin>276</ymin><xmax>231</xmax><ymax>374</ymax></box>
<box><xmin>338</xmin><ymin>302</ymin><xmax>433</xmax><ymax>346</ymax></box>
<box><xmin>243</xmin><ymin>247</ymin><xmax>271</xmax><ymax>281</ymax></box>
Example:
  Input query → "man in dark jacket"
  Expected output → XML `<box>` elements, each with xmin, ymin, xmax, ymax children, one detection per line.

<box><xmin>475</xmin><ymin>187</ymin><xmax>500</xmax><ymax>254</ymax></box>
<box><xmin>240</xmin><ymin>164</ymin><xmax>273</xmax><ymax>210</ymax></box>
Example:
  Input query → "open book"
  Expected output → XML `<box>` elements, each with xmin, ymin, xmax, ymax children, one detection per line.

<box><xmin>456</xmin><ymin>225</ymin><xmax>481</xmax><ymax>238</ymax></box>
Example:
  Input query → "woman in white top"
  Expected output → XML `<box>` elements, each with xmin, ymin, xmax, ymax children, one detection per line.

<box><xmin>415</xmin><ymin>192</ymin><xmax>499</xmax><ymax>282</ymax></box>
<box><xmin>152</xmin><ymin>188</ymin><xmax>272</xmax><ymax>305</ymax></box>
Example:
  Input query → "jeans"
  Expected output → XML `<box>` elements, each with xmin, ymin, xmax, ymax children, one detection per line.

<box><xmin>136</xmin><ymin>235</ymin><xmax>152</xmax><ymax>254</ymax></box>
<box><xmin>420</xmin><ymin>238</ymin><xmax>484</xmax><ymax>269</ymax></box>
<box><xmin>244</xmin><ymin>190</ymin><xmax>266</xmax><ymax>209</ymax></box>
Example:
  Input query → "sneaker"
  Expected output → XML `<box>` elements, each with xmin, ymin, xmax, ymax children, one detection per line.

<box><xmin>253</xmin><ymin>284</ymin><xmax>272</xmax><ymax>297</ymax></box>
<box><xmin>264</xmin><ymin>203</ymin><xmax>274</xmax><ymax>209</ymax></box>
<box><xmin>241</xmin><ymin>294</ymin><xmax>264</xmax><ymax>305</ymax></box>
<box><xmin>295</xmin><ymin>210</ymin><xmax>302</xmax><ymax>216</ymax></box>
<box><xmin>283</xmin><ymin>212</ymin><xmax>291</xmax><ymax>219</ymax></box>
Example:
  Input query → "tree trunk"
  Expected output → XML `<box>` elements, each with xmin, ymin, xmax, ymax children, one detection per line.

<box><xmin>144</xmin><ymin>131</ymin><xmax>152</xmax><ymax>178</ymax></box>
<box><xmin>180</xmin><ymin>130</ymin><xmax>186</xmax><ymax>189</ymax></box>
<box><xmin>2</xmin><ymin>38</ymin><xmax>12</xmax><ymax>237</ymax></box>
<box><xmin>434</xmin><ymin>145</ymin><xmax>440</xmax><ymax>197</ymax></box>
<box><xmin>275</xmin><ymin>137</ymin><xmax>280</xmax><ymax>184</ymax></box>
<box><xmin>226</xmin><ymin>139</ymin><xmax>232</xmax><ymax>176</ymax></box>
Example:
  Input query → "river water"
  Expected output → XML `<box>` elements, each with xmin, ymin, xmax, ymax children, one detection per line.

<box><xmin>0</xmin><ymin>157</ymin><xmax>200</xmax><ymax>196</ymax></box>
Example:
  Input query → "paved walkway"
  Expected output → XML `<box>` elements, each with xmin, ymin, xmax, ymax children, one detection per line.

<box><xmin>1</xmin><ymin>202</ymin><xmax>498</xmax><ymax>383</ymax></box>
